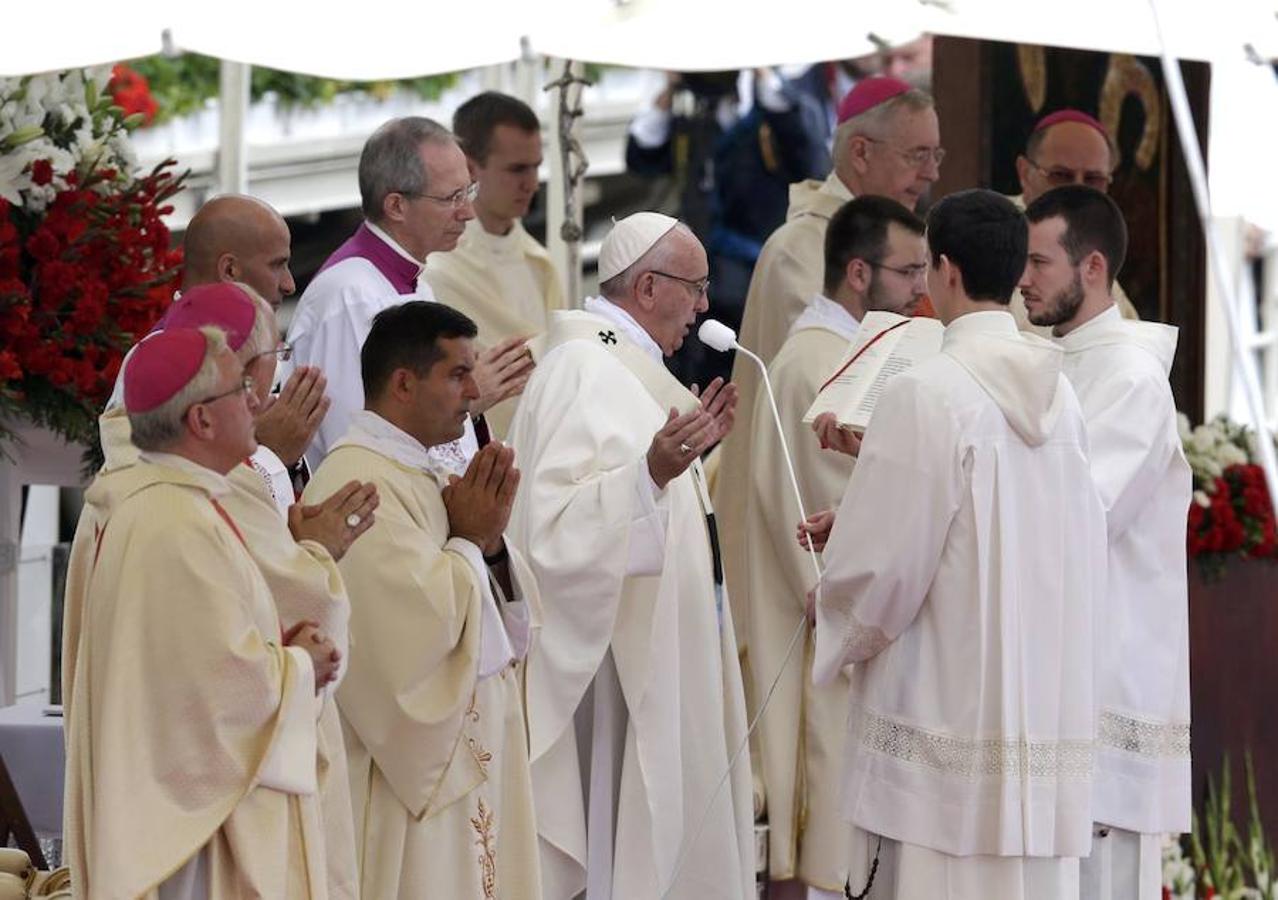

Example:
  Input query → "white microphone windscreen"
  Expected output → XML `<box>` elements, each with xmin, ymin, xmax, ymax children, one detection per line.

<box><xmin>698</xmin><ymin>319</ymin><xmax>738</xmax><ymax>353</ymax></box>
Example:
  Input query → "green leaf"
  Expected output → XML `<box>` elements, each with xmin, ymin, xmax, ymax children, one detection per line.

<box><xmin>1</xmin><ymin>125</ymin><xmax>45</xmax><ymax>149</ymax></box>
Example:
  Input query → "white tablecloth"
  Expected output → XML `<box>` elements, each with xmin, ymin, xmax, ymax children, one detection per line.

<box><xmin>0</xmin><ymin>702</ymin><xmax>64</xmax><ymax>836</ymax></box>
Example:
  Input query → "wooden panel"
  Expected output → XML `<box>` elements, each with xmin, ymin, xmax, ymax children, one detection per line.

<box><xmin>1189</xmin><ymin>562</ymin><xmax>1278</xmax><ymax>837</ymax></box>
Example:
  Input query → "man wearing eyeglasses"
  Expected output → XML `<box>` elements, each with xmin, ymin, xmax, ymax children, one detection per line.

<box><xmin>64</xmin><ymin>326</ymin><xmax>340</xmax><ymax>899</ymax></box>
<box><xmin>741</xmin><ymin>196</ymin><xmax>927</xmax><ymax>900</ymax></box>
<box><xmin>289</xmin><ymin>116</ymin><xmax>532</xmax><ymax>473</ymax></box>
<box><xmin>1009</xmin><ymin>109</ymin><xmax>1141</xmax><ymax>336</ymax></box>
<box><xmin>425</xmin><ymin>92</ymin><xmax>563</xmax><ymax>441</ymax></box>
<box><xmin>712</xmin><ymin>76</ymin><xmax>940</xmax><ymax>734</ymax></box>
<box><xmin>506</xmin><ymin>212</ymin><xmax>754</xmax><ymax>899</ymax></box>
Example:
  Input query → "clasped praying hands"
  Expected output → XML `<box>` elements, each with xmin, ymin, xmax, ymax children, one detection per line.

<box><xmin>471</xmin><ymin>336</ymin><xmax>536</xmax><ymax>417</ymax></box>
<box><xmin>254</xmin><ymin>366</ymin><xmax>331</xmax><ymax>467</ymax></box>
<box><xmin>288</xmin><ymin>480</ymin><xmax>379</xmax><ymax>562</ymax></box>
<box><xmin>283</xmin><ymin>620</ymin><xmax>342</xmax><ymax>694</ymax></box>
<box><xmin>443</xmin><ymin>442</ymin><xmax>520</xmax><ymax>557</ymax></box>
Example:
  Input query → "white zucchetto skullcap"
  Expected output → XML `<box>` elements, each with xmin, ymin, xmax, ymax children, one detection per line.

<box><xmin>597</xmin><ymin>212</ymin><xmax>679</xmax><ymax>283</ymax></box>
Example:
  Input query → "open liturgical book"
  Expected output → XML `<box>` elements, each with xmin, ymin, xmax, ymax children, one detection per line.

<box><xmin>802</xmin><ymin>311</ymin><xmax>944</xmax><ymax>433</ymax></box>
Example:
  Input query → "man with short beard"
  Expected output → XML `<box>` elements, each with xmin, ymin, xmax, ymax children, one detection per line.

<box><xmin>1008</xmin><ymin>110</ymin><xmax>1140</xmax><ymax>336</ymax></box>
<box><xmin>1022</xmin><ymin>185</ymin><xmax>1191</xmax><ymax>900</ymax></box>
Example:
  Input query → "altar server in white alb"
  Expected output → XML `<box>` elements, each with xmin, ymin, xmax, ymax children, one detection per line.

<box><xmin>288</xmin><ymin>116</ymin><xmax>531</xmax><ymax>472</ymax></box>
<box><xmin>806</xmin><ymin>189</ymin><xmax>1108</xmax><ymax>899</ymax></box>
<box><xmin>1022</xmin><ymin>185</ymin><xmax>1192</xmax><ymax>900</ymax></box>
<box><xmin>744</xmin><ymin>195</ymin><xmax>928</xmax><ymax>900</ymax></box>
<box><xmin>506</xmin><ymin>212</ymin><xmax>754</xmax><ymax>899</ymax></box>
<box><xmin>305</xmin><ymin>301</ymin><xmax>541</xmax><ymax>899</ymax></box>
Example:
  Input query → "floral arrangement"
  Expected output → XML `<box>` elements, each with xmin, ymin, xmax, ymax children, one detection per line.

<box><xmin>0</xmin><ymin>67</ymin><xmax>185</xmax><ymax>451</ymax></box>
<box><xmin>1163</xmin><ymin>756</ymin><xmax>1278</xmax><ymax>899</ymax></box>
<box><xmin>1181</xmin><ymin>414</ymin><xmax>1278</xmax><ymax>578</ymax></box>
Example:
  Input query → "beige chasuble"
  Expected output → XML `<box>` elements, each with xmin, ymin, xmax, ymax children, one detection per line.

<box><xmin>63</xmin><ymin>458</ymin><xmax>326</xmax><ymax>900</ymax></box>
<box><xmin>712</xmin><ymin>172</ymin><xmax>852</xmax><ymax>667</ymax></box>
<box><xmin>507</xmin><ymin>303</ymin><xmax>754</xmax><ymax>900</ymax></box>
<box><xmin>70</xmin><ymin>405</ymin><xmax>360</xmax><ymax>900</ymax></box>
<box><xmin>304</xmin><ymin>412</ymin><xmax>542</xmax><ymax>900</ymax></box>
<box><xmin>425</xmin><ymin>218</ymin><xmax>566</xmax><ymax>439</ymax></box>
<box><xmin>744</xmin><ymin>296</ymin><xmax>858</xmax><ymax>891</ymax></box>
<box><xmin>1005</xmin><ymin>193</ymin><xmax>1141</xmax><ymax>337</ymax></box>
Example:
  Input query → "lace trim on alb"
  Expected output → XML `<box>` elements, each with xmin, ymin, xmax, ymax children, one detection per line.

<box><xmin>853</xmin><ymin>708</ymin><xmax>1093</xmax><ymax>779</ymax></box>
<box><xmin>1098</xmin><ymin>709</ymin><xmax>1190</xmax><ymax>759</ymax></box>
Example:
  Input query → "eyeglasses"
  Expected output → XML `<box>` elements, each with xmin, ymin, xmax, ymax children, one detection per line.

<box><xmin>864</xmin><ymin>138</ymin><xmax>946</xmax><ymax>168</ymax></box>
<box><xmin>399</xmin><ymin>182</ymin><xmax>480</xmax><ymax>209</ymax></box>
<box><xmin>869</xmin><ymin>261</ymin><xmax>928</xmax><ymax>281</ymax></box>
<box><xmin>649</xmin><ymin>270</ymin><xmax>711</xmax><ymax>297</ymax></box>
<box><xmin>249</xmin><ymin>342</ymin><xmax>293</xmax><ymax>365</ymax></box>
<box><xmin>1025</xmin><ymin>158</ymin><xmax>1112</xmax><ymax>191</ymax></box>
<box><xmin>195</xmin><ymin>375</ymin><xmax>255</xmax><ymax>407</ymax></box>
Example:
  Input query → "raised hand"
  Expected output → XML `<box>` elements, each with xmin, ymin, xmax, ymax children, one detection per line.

<box><xmin>442</xmin><ymin>442</ymin><xmax>520</xmax><ymax>556</ymax></box>
<box><xmin>472</xmin><ymin>336</ymin><xmax>536</xmax><ymax>416</ymax></box>
<box><xmin>691</xmin><ymin>376</ymin><xmax>738</xmax><ymax>445</ymax></box>
<box><xmin>254</xmin><ymin>366</ymin><xmax>330</xmax><ymax>466</ymax></box>
<box><xmin>812</xmin><ymin>412</ymin><xmax>862</xmax><ymax>458</ymax></box>
<box><xmin>647</xmin><ymin>406</ymin><xmax>715</xmax><ymax>490</ymax></box>
<box><xmin>287</xmin><ymin>480</ymin><xmax>379</xmax><ymax>562</ymax></box>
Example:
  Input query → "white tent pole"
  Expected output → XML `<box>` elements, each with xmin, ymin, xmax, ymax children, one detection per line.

<box><xmin>217</xmin><ymin>60</ymin><xmax>250</xmax><ymax>195</ymax></box>
<box><xmin>1148</xmin><ymin>0</ymin><xmax>1278</xmax><ymax>520</ymax></box>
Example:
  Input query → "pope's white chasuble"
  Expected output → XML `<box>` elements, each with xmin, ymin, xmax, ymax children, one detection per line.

<box><xmin>507</xmin><ymin>300</ymin><xmax>754</xmax><ymax>900</ymax></box>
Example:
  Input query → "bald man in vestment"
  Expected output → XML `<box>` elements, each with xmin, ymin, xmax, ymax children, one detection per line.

<box><xmin>64</xmin><ymin>327</ymin><xmax>339</xmax><ymax>899</ymax></box>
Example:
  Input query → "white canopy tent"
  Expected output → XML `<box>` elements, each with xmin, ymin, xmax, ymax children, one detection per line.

<box><xmin>8</xmin><ymin>1</ymin><xmax>1274</xmax><ymax>79</ymax></box>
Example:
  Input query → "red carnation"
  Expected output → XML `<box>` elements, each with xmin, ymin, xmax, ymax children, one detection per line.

<box><xmin>0</xmin><ymin>351</ymin><xmax>21</xmax><ymax>382</ymax></box>
<box><xmin>29</xmin><ymin>159</ymin><xmax>54</xmax><ymax>187</ymax></box>
<box><xmin>25</xmin><ymin>228</ymin><xmax>60</xmax><ymax>263</ymax></box>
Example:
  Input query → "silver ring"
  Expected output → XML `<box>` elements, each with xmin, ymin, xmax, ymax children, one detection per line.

<box><xmin>679</xmin><ymin>442</ymin><xmax>694</xmax><ymax>454</ymax></box>
<box><xmin>346</xmin><ymin>514</ymin><xmax>361</xmax><ymax>528</ymax></box>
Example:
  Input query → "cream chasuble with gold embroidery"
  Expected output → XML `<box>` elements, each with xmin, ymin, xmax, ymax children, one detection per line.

<box><xmin>304</xmin><ymin>411</ymin><xmax>541</xmax><ymax>900</ymax></box>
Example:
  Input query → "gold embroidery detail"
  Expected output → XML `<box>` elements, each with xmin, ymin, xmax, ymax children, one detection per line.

<box><xmin>468</xmin><ymin>736</ymin><xmax>493</xmax><ymax>775</ymax></box>
<box><xmin>471</xmin><ymin>797</ymin><xmax>498</xmax><ymax>900</ymax></box>
<box><xmin>1098</xmin><ymin>709</ymin><xmax>1190</xmax><ymax>759</ymax></box>
<box><xmin>853</xmin><ymin>708</ymin><xmax>1093</xmax><ymax>779</ymax></box>
<box><xmin>465</xmin><ymin>690</ymin><xmax>480</xmax><ymax>723</ymax></box>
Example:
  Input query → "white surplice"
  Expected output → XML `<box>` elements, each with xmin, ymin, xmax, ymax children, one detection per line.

<box><xmin>287</xmin><ymin>222</ymin><xmax>478</xmax><ymax>473</ymax></box>
<box><xmin>507</xmin><ymin>297</ymin><xmax>754</xmax><ymax>900</ymax></box>
<box><xmin>813</xmin><ymin>310</ymin><xmax>1108</xmax><ymax>899</ymax></box>
<box><xmin>1057</xmin><ymin>305</ymin><xmax>1192</xmax><ymax>900</ymax></box>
